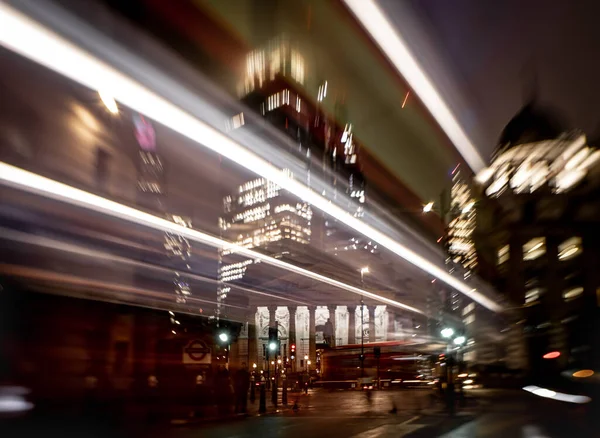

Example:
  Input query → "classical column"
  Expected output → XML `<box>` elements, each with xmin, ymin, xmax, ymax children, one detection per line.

<box><xmin>347</xmin><ymin>305</ymin><xmax>356</xmax><ymax>345</ymax></box>
<box><xmin>368</xmin><ymin>306</ymin><xmax>376</xmax><ymax>343</ymax></box>
<box><xmin>386</xmin><ymin>309</ymin><xmax>396</xmax><ymax>341</ymax></box>
<box><xmin>289</xmin><ymin>306</ymin><xmax>297</xmax><ymax>370</ymax></box>
<box><xmin>308</xmin><ymin>306</ymin><xmax>316</xmax><ymax>367</ymax></box>
<box><xmin>268</xmin><ymin>305</ymin><xmax>277</xmax><ymax>330</ymax></box>
<box><xmin>327</xmin><ymin>305</ymin><xmax>337</xmax><ymax>347</ymax></box>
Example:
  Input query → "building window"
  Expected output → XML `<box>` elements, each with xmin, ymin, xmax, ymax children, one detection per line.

<box><xmin>525</xmin><ymin>288</ymin><xmax>543</xmax><ymax>305</ymax></box>
<box><xmin>227</xmin><ymin>112</ymin><xmax>245</xmax><ymax>130</ymax></box>
<box><xmin>497</xmin><ymin>244</ymin><xmax>509</xmax><ymax>265</ymax></box>
<box><xmin>558</xmin><ymin>237</ymin><xmax>581</xmax><ymax>261</ymax></box>
<box><xmin>563</xmin><ymin>287</ymin><xmax>583</xmax><ymax>301</ymax></box>
<box><xmin>462</xmin><ymin>302</ymin><xmax>475</xmax><ymax>316</ymax></box>
<box><xmin>523</xmin><ymin>237</ymin><xmax>545</xmax><ymax>261</ymax></box>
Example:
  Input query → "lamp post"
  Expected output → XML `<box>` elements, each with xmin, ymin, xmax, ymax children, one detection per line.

<box><xmin>360</xmin><ymin>267</ymin><xmax>369</xmax><ymax>379</ymax></box>
<box><xmin>218</xmin><ymin>331</ymin><xmax>230</xmax><ymax>367</ymax></box>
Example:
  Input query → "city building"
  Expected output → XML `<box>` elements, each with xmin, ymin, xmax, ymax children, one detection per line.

<box><xmin>475</xmin><ymin>101</ymin><xmax>600</xmax><ymax>375</ymax></box>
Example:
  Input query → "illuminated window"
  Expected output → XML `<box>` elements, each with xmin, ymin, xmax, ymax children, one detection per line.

<box><xmin>462</xmin><ymin>303</ymin><xmax>475</xmax><ymax>316</ymax></box>
<box><xmin>563</xmin><ymin>287</ymin><xmax>583</xmax><ymax>301</ymax></box>
<box><xmin>463</xmin><ymin>314</ymin><xmax>475</xmax><ymax>325</ymax></box>
<box><xmin>523</xmin><ymin>237</ymin><xmax>545</xmax><ymax>261</ymax></box>
<box><xmin>525</xmin><ymin>288</ymin><xmax>544</xmax><ymax>305</ymax></box>
<box><xmin>497</xmin><ymin>244</ymin><xmax>509</xmax><ymax>265</ymax></box>
<box><xmin>228</xmin><ymin>112</ymin><xmax>245</xmax><ymax>130</ymax></box>
<box><xmin>558</xmin><ymin>237</ymin><xmax>581</xmax><ymax>261</ymax></box>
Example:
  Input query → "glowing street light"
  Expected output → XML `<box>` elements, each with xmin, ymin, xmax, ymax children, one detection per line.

<box><xmin>218</xmin><ymin>332</ymin><xmax>229</xmax><ymax>343</ymax></box>
<box><xmin>423</xmin><ymin>202</ymin><xmax>434</xmax><ymax>213</ymax></box>
<box><xmin>269</xmin><ymin>342</ymin><xmax>277</xmax><ymax>351</ymax></box>
<box><xmin>441</xmin><ymin>328</ymin><xmax>454</xmax><ymax>338</ymax></box>
<box><xmin>453</xmin><ymin>336</ymin><xmax>466</xmax><ymax>345</ymax></box>
<box><xmin>252</xmin><ymin>363</ymin><xmax>257</xmax><ymax>369</ymax></box>
<box><xmin>98</xmin><ymin>90</ymin><xmax>118</xmax><ymax>114</ymax></box>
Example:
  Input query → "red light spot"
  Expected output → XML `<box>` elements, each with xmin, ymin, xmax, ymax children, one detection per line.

<box><xmin>543</xmin><ymin>351</ymin><xmax>560</xmax><ymax>359</ymax></box>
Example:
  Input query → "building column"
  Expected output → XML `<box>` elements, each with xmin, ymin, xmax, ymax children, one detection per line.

<box><xmin>268</xmin><ymin>305</ymin><xmax>277</xmax><ymax>330</ymax></box>
<box><xmin>248</xmin><ymin>310</ymin><xmax>258</xmax><ymax>369</ymax></box>
<box><xmin>347</xmin><ymin>305</ymin><xmax>356</xmax><ymax>345</ymax></box>
<box><xmin>289</xmin><ymin>306</ymin><xmax>297</xmax><ymax>370</ymax></box>
<box><xmin>327</xmin><ymin>305</ymin><xmax>337</xmax><ymax>347</ymax></box>
<box><xmin>386</xmin><ymin>309</ymin><xmax>396</xmax><ymax>341</ymax></box>
<box><xmin>308</xmin><ymin>306</ymin><xmax>316</xmax><ymax>368</ymax></box>
<box><xmin>368</xmin><ymin>306</ymin><xmax>376</xmax><ymax>343</ymax></box>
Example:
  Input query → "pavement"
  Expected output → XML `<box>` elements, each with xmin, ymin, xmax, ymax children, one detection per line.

<box><xmin>2</xmin><ymin>388</ymin><xmax>598</xmax><ymax>437</ymax></box>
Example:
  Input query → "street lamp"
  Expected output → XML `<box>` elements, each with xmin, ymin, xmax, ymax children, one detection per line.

<box><xmin>453</xmin><ymin>336</ymin><xmax>466</xmax><ymax>345</ymax></box>
<box><xmin>269</xmin><ymin>342</ymin><xmax>277</xmax><ymax>351</ymax></box>
<box><xmin>359</xmin><ymin>267</ymin><xmax>369</xmax><ymax>379</ymax></box>
<box><xmin>360</xmin><ymin>266</ymin><xmax>369</xmax><ymax>283</ymax></box>
<box><xmin>218</xmin><ymin>332</ymin><xmax>229</xmax><ymax>343</ymax></box>
<box><xmin>441</xmin><ymin>328</ymin><xmax>454</xmax><ymax>338</ymax></box>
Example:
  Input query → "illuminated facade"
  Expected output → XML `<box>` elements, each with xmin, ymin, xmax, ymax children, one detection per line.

<box><xmin>447</xmin><ymin>164</ymin><xmax>477</xmax><ymax>279</ymax></box>
<box><xmin>475</xmin><ymin>102</ymin><xmax>600</xmax><ymax>374</ymax></box>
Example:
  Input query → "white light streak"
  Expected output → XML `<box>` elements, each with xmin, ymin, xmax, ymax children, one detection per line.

<box><xmin>343</xmin><ymin>0</ymin><xmax>486</xmax><ymax>173</ymax></box>
<box><xmin>523</xmin><ymin>385</ymin><xmax>591</xmax><ymax>404</ymax></box>
<box><xmin>0</xmin><ymin>3</ymin><xmax>501</xmax><ymax>313</ymax></box>
<box><xmin>0</xmin><ymin>162</ymin><xmax>422</xmax><ymax>315</ymax></box>
<box><xmin>98</xmin><ymin>90</ymin><xmax>118</xmax><ymax>114</ymax></box>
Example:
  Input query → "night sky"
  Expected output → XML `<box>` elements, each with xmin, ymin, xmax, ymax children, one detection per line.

<box><xmin>399</xmin><ymin>0</ymin><xmax>600</xmax><ymax>159</ymax></box>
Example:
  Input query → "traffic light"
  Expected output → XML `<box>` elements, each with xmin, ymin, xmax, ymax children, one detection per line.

<box><xmin>290</xmin><ymin>343</ymin><xmax>296</xmax><ymax>359</ymax></box>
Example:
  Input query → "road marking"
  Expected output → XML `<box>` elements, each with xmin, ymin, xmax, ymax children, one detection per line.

<box><xmin>402</xmin><ymin>415</ymin><xmax>421</xmax><ymax>425</ymax></box>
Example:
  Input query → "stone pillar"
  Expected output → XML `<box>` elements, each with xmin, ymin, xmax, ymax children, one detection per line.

<box><xmin>368</xmin><ymin>306</ymin><xmax>376</xmax><ymax>343</ymax></box>
<box><xmin>268</xmin><ymin>305</ymin><xmax>277</xmax><ymax>330</ymax></box>
<box><xmin>327</xmin><ymin>305</ymin><xmax>337</xmax><ymax>347</ymax></box>
<box><xmin>308</xmin><ymin>306</ymin><xmax>316</xmax><ymax>367</ymax></box>
<box><xmin>386</xmin><ymin>309</ymin><xmax>396</xmax><ymax>341</ymax></box>
<box><xmin>347</xmin><ymin>305</ymin><xmax>356</xmax><ymax>345</ymax></box>
<box><xmin>289</xmin><ymin>306</ymin><xmax>297</xmax><ymax>370</ymax></box>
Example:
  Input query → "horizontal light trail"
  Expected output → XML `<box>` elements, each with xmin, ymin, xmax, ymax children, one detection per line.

<box><xmin>0</xmin><ymin>3</ymin><xmax>501</xmax><ymax>313</ymax></box>
<box><xmin>343</xmin><ymin>0</ymin><xmax>486</xmax><ymax>173</ymax></box>
<box><xmin>523</xmin><ymin>385</ymin><xmax>592</xmax><ymax>404</ymax></box>
<box><xmin>0</xmin><ymin>263</ymin><xmax>248</xmax><ymax>311</ymax></box>
<box><xmin>0</xmin><ymin>162</ymin><xmax>423</xmax><ymax>315</ymax></box>
<box><xmin>0</xmin><ymin>226</ymin><xmax>312</xmax><ymax>307</ymax></box>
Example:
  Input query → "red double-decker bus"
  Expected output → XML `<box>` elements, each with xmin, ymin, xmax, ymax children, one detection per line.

<box><xmin>320</xmin><ymin>341</ymin><xmax>436</xmax><ymax>385</ymax></box>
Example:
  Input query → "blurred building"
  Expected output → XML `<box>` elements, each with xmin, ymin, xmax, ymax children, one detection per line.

<box><xmin>475</xmin><ymin>102</ymin><xmax>600</xmax><ymax>375</ymax></box>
